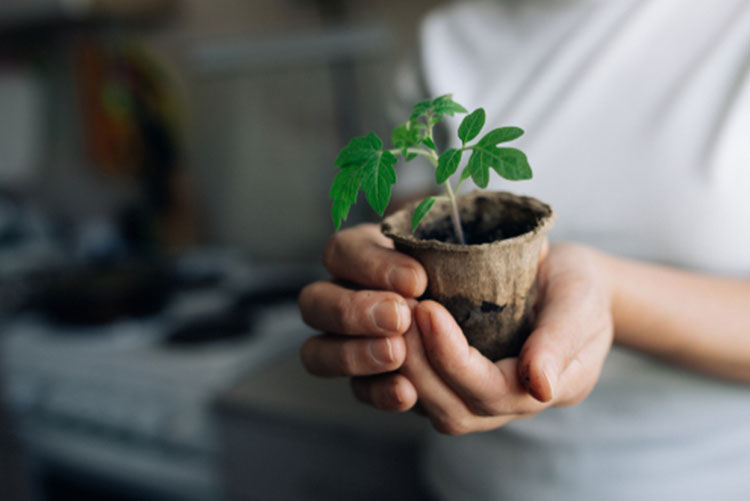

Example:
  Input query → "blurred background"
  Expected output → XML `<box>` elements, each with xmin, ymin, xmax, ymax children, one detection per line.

<box><xmin>0</xmin><ymin>0</ymin><xmax>446</xmax><ymax>499</ymax></box>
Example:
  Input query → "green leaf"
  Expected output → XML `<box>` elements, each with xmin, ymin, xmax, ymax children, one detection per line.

<box><xmin>463</xmin><ymin>144</ymin><xmax>533</xmax><ymax>189</ymax></box>
<box><xmin>411</xmin><ymin>196</ymin><xmax>436</xmax><ymax>232</ymax></box>
<box><xmin>361</xmin><ymin>150</ymin><xmax>398</xmax><ymax>216</ymax></box>
<box><xmin>431</xmin><ymin>94</ymin><xmax>468</xmax><ymax>116</ymax></box>
<box><xmin>409</xmin><ymin>99</ymin><xmax>432</xmax><ymax>121</ymax></box>
<box><xmin>492</xmin><ymin>148</ymin><xmax>533</xmax><ymax>180</ymax></box>
<box><xmin>405</xmin><ymin>152</ymin><xmax>418</xmax><ymax>162</ymax></box>
<box><xmin>330</xmin><ymin>132</ymin><xmax>398</xmax><ymax>228</ymax></box>
<box><xmin>330</xmin><ymin>167</ymin><xmax>361</xmax><ymax>229</ymax></box>
<box><xmin>334</xmin><ymin>133</ymin><xmax>383</xmax><ymax>168</ymax></box>
<box><xmin>466</xmin><ymin>148</ymin><xmax>491</xmax><ymax>188</ymax></box>
<box><xmin>392</xmin><ymin>123</ymin><xmax>419</xmax><ymax>151</ymax></box>
<box><xmin>478</xmin><ymin>126</ymin><xmax>524</xmax><ymax>146</ymax></box>
<box><xmin>436</xmin><ymin>148</ymin><xmax>462</xmax><ymax>184</ymax></box>
<box><xmin>458</xmin><ymin>108</ymin><xmax>485</xmax><ymax>144</ymax></box>
<box><xmin>421</xmin><ymin>137</ymin><xmax>437</xmax><ymax>151</ymax></box>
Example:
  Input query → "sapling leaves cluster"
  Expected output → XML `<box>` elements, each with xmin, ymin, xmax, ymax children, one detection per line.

<box><xmin>330</xmin><ymin>94</ymin><xmax>532</xmax><ymax>244</ymax></box>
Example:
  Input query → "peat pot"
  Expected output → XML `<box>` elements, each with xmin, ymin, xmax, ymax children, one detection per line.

<box><xmin>382</xmin><ymin>190</ymin><xmax>555</xmax><ymax>361</ymax></box>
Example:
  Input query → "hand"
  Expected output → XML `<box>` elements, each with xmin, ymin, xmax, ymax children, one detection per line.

<box><xmin>298</xmin><ymin>224</ymin><xmax>427</xmax><ymax>404</ymax></box>
<box><xmin>352</xmin><ymin>243</ymin><xmax>615</xmax><ymax>434</ymax></box>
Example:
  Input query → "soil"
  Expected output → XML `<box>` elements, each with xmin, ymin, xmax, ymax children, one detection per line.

<box><xmin>415</xmin><ymin>195</ymin><xmax>541</xmax><ymax>245</ymax></box>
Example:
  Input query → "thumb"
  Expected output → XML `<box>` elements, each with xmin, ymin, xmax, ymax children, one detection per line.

<box><xmin>518</xmin><ymin>299</ymin><xmax>586</xmax><ymax>403</ymax></box>
<box><xmin>518</xmin><ymin>329</ymin><xmax>564</xmax><ymax>403</ymax></box>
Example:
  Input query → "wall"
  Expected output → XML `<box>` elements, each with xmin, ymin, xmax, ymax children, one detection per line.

<box><xmin>148</xmin><ymin>0</ymin><xmax>450</xmax><ymax>262</ymax></box>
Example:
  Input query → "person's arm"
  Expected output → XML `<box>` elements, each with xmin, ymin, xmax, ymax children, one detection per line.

<box><xmin>298</xmin><ymin>225</ymin><xmax>750</xmax><ymax>436</ymax></box>
<box><xmin>602</xmin><ymin>254</ymin><xmax>750</xmax><ymax>382</ymax></box>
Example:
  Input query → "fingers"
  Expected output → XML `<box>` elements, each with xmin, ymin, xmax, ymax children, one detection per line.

<box><xmin>324</xmin><ymin>224</ymin><xmax>427</xmax><ymax>297</ymax></box>
<box><xmin>519</xmin><ymin>246</ymin><xmax>613</xmax><ymax>403</ymax></box>
<box><xmin>398</xmin><ymin>315</ymin><xmax>479</xmax><ymax>434</ymax></box>
<box><xmin>415</xmin><ymin>301</ymin><xmax>544</xmax><ymax>417</ymax></box>
<box><xmin>350</xmin><ymin>373</ymin><xmax>417</xmax><ymax>412</ymax></box>
<box><xmin>299</xmin><ymin>281</ymin><xmax>411</xmax><ymax>336</ymax></box>
<box><xmin>301</xmin><ymin>334</ymin><xmax>406</xmax><ymax>377</ymax></box>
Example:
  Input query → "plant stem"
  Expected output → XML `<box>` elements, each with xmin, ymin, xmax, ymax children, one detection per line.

<box><xmin>388</xmin><ymin>147</ymin><xmax>434</xmax><ymax>159</ymax></box>
<box><xmin>443</xmin><ymin>180</ymin><xmax>466</xmax><ymax>244</ymax></box>
<box><xmin>422</xmin><ymin>113</ymin><xmax>466</xmax><ymax>245</ymax></box>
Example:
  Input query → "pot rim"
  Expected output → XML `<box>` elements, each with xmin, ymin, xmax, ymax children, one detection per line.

<box><xmin>381</xmin><ymin>190</ymin><xmax>555</xmax><ymax>253</ymax></box>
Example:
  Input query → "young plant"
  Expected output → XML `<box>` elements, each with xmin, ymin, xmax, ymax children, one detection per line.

<box><xmin>329</xmin><ymin>94</ymin><xmax>532</xmax><ymax>244</ymax></box>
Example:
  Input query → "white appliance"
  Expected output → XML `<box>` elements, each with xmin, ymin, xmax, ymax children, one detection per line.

<box><xmin>0</xmin><ymin>253</ymin><xmax>318</xmax><ymax>500</ymax></box>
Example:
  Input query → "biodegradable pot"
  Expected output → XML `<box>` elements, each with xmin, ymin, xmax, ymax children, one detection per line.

<box><xmin>382</xmin><ymin>191</ymin><xmax>555</xmax><ymax>361</ymax></box>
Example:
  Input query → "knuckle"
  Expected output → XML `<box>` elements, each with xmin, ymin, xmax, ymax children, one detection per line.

<box><xmin>349</xmin><ymin>290</ymin><xmax>376</xmax><ymax>329</ymax></box>
<box><xmin>333</xmin><ymin>291</ymin><xmax>356</xmax><ymax>331</ymax></box>
<box><xmin>337</xmin><ymin>342</ymin><xmax>361</xmax><ymax>375</ymax></box>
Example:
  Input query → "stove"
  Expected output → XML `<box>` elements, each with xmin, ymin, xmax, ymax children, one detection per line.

<box><xmin>0</xmin><ymin>251</ymin><xmax>320</xmax><ymax>500</ymax></box>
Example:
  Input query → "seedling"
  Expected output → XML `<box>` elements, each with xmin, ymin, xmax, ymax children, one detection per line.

<box><xmin>330</xmin><ymin>94</ymin><xmax>532</xmax><ymax>244</ymax></box>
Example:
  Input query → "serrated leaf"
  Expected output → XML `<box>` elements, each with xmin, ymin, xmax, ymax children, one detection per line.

<box><xmin>478</xmin><ymin>126</ymin><xmax>524</xmax><ymax>146</ymax></box>
<box><xmin>492</xmin><ymin>148</ymin><xmax>533</xmax><ymax>180</ymax></box>
<box><xmin>436</xmin><ymin>148</ymin><xmax>462</xmax><ymax>184</ymax></box>
<box><xmin>392</xmin><ymin>123</ymin><xmax>419</xmax><ymax>151</ymax></box>
<box><xmin>330</xmin><ymin>132</ymin><xmax>398</xmax><ymax>228</ymax></box>
<box><xmin>458</xmin><ymin>108</ymin><xmax>485</xmax><ymax>143</ymax></box>
<box><xmin>334</xmin><ymin>133</ymin><xmax>383</xmax><ymax>167</ymax></box>
<box><xmin>361</xmin><ymin>150</ymin><xmax>398</xmax><ymax>216</ymax></box>
<box><xmin>330</xmin><ymin>167</ymin><xmax>361</xmax><ymax>229</ymax></box>
<box><xmin>431</xmin><ymin>94</ymin><xmax>468</xmax><ymax>116</ymax></box>
<box><xmin>421</xmin><ymin>137</ymin><xmax>437</xmax><ymax>151</ymax></box>
<box><xmin>411</xmin><ymin>196</ymin><xmax>436</xmax><ymax>232</ymax></box>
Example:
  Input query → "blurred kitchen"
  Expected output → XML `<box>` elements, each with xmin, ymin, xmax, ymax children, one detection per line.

<box><xmin>0</xmin><ymin>0</ymin><xmax>444</xmax><ymax>499</ymax></box>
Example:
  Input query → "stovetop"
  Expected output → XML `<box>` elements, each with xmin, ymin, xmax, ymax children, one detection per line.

<box><xmin>0</xmin><ymin>251</ymin><xmax>321</xmax><ymax>499</ymax></box>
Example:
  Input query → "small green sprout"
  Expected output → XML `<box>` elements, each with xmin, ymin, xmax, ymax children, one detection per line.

<box><xmin>329</xmin><ymin>94</ymin><xmax>532</xmax><ymax>244</ymax></box>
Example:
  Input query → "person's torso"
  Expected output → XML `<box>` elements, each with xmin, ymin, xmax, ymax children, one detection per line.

<box><xmin>418</xmin><ymin>1</ymin><xmax>750</xmax><ymax>499</ymax></box>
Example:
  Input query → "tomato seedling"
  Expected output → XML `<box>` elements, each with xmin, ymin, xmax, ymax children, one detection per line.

<box><xmin>330</xmin><ymin>94</ymin><xmax>532</xmax><ymax>244</ymax></box>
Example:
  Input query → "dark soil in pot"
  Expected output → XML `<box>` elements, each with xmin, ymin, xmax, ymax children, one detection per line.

<box><xmin>382</xmin><ymin>191</ymin><xmax>555</xmax><ymax>361</ymax></box>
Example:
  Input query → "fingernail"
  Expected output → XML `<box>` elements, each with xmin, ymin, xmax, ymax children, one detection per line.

<box><xmin>387</xmin><ymin>267</ymin><xmax>418</xmax><ymax>295</ymax></box>
<box><xmin>541</xmin><ymin>360</ymin><xmax>557</xmax><ymax>401</ymax></box>
<box><xmin>371</xmin><ymin>301</ymin><xmax>408</xmax><ymax>333</ymax></box>
<box><xmin>415</xmin><ymin>305</ymin><xmax>433</xmax><ymax>336</ymax></box>
<box><xmin>368</xmin><ymin>338</ymin><xmax>394</xmax><ymax>365</ymax></box>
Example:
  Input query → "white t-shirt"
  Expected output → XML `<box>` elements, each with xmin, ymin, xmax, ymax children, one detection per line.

<box><xmin>410</xmin><ymin>1</ymin><xmax>750</xmax><ymax>500</ymax></box>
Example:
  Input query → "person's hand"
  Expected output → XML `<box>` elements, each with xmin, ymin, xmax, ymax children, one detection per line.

<box><xmin>298</xmin><ymin>224</ymin><xmax>427</xmax><ymax>400</ymax></box>
<box><xmin>352</xmin><ymin>243</ymin><xmax>615</xmax><ymax>434</ymax></box>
